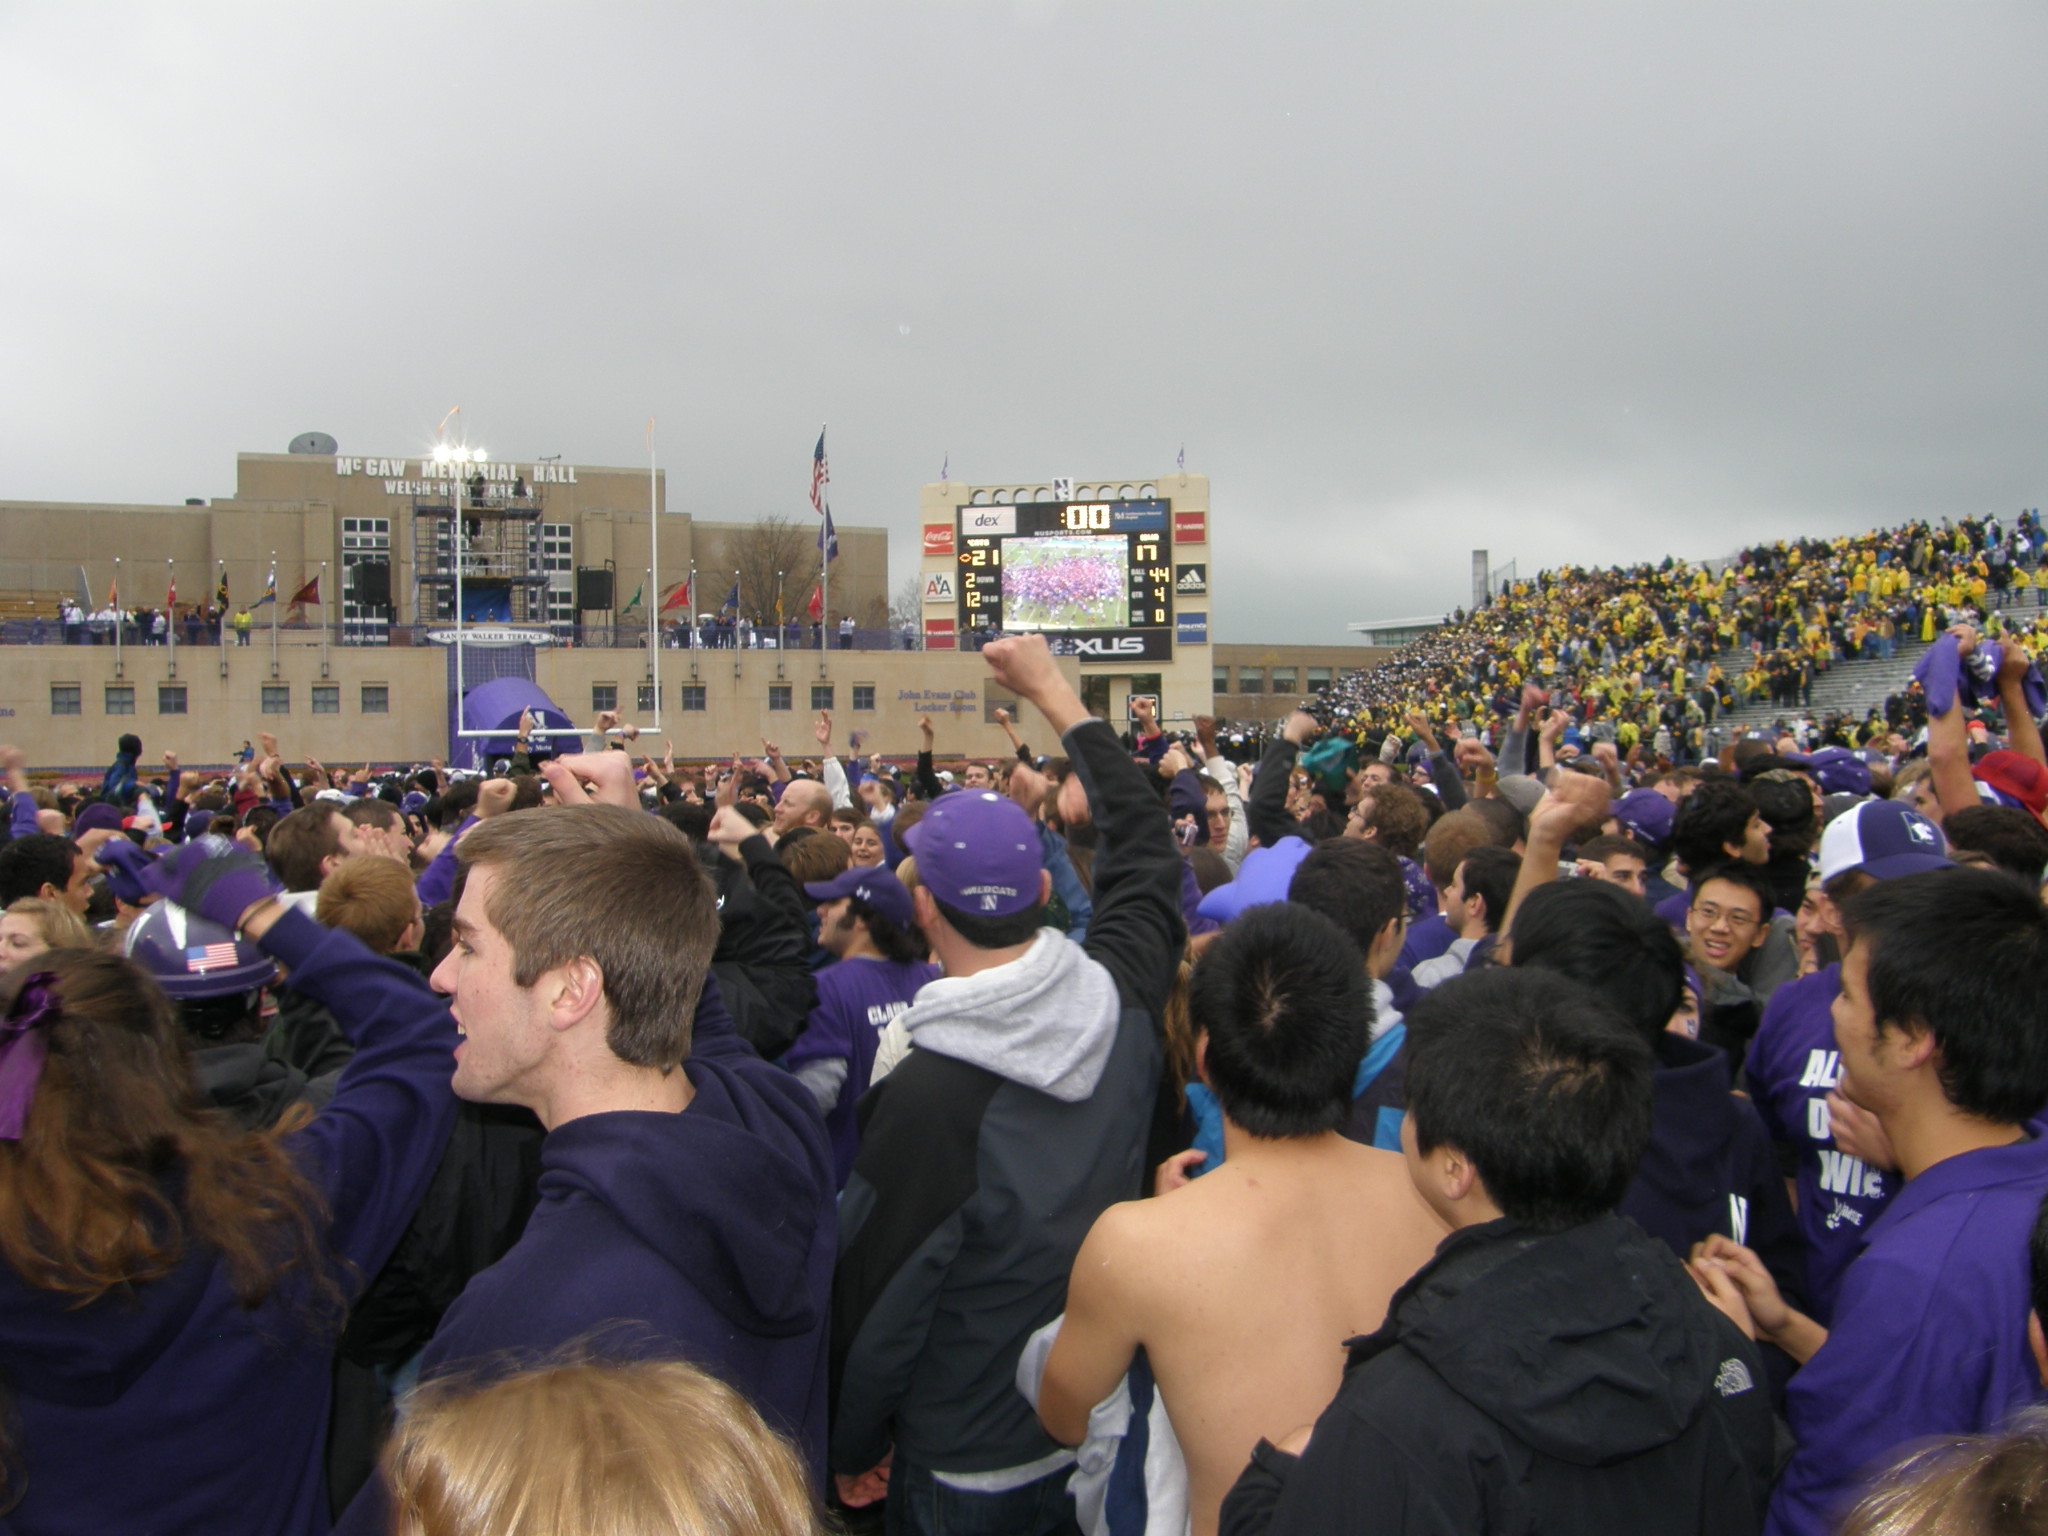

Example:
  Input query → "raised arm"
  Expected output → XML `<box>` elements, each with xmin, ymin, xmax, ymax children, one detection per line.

<box><xmin>1501</xmin><ymin>770</ymin><xmax>1612</xmax><ymax>935</ymax></box>
<box><xmin>912</xmin><ymin>715</ymin><xmax>944</xmax><ymax>799</ymax></box>
<box><xmin>1247</xmin><ymin>710</ymin><xmax>1318</xmax><ymax>848</ymax></box>
<box><xmin>984</xmin><ymin>637</ymin><xmax>1185</xmax><ymax>1012</ymax></box>
<box><xmin>994</xmin><ymin>705</ymin><xmax>1033</xmax><ymax>764</ymax></box>
<box><xmin>1995</xmin><ymin>639</ymin><xmax>2047</xmax><ymax>768</ymax></box>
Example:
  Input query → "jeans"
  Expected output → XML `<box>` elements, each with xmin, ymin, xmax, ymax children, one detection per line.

<box><xmin>884</xmin><ymin>1460</ymin><xmax>1080</xmax><ymax>1536</ymax></box>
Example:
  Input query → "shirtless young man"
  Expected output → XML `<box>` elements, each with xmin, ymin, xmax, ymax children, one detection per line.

<box><xmin>1037</xmin><ymin>902</ymin><xmax>1446</xmax><ymax>1536</ymax></box>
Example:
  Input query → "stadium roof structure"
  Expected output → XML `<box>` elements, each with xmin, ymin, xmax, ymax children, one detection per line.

<box><xmin>1346</xmin><ymin>616</ymin><xmax>1445</xmax><ymax>647</ymax></box>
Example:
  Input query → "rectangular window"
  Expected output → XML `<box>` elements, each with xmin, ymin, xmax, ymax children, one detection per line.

<box><xmin>592</xmin><ymin>684</ymin><xmax>617</xmax><ymax>714</ymax></box>
<box><xmin>261</xmin><ymin>685</ymin><xmax>290</xmax><ymax>715</ymax></box>
<box><xmin>1213</xmin><ymin>667</ymin><xmax>1231</xmax><ymax>694</ymax></box>
<box><xmin>1271</xmin><ymin>667</ymin><xmax>1298</xmax><ymax>695</ymax></box>
<box><xmin>157</xmin><ymin>684</ymin><xmax>188</xmax><ymax>715</ymax></box>
<box><xmin>1238</xmin><ymin>668</ymin><xmax>1264</xmax><ymax>694</ymax></box>
<box><xmin>311</xmin><ymin>684</ymin><xmax>340</xmax><ymax>715</ymax></box>
<box><xmin>811</xmin><ymin>684</ymin><xmax>834</xmax><ymax>712</ymax></box>
<box><xmin>637</xmin><ymin>683</ymin><xmax>659</xmax><ymax>713</ymax></box>
<box><xmin>361</xmin><ymin>684</ymin><xmax>389</xmax><ymax>714</ymax></box>
<box><xmin>680</xmin><ymin>684</ymin><xmax>706</xmax><ymax>712</ymax></box>
<box><xmin>105</xmin><ymin>685</ymin><xmax>135</xmax><ymax>716</ymax></box>
<box><xmin>50</xmin><ymin>684</ymin><xmax>81</xmax><ymax>716</ymax></box>
<box><xmin>768</xmin><ymin>684</ymin><xmax>792</xmax><ymax>712</ymax></box>
<box><xmin>1307</xmin><ymin>667</ymin><xmax>1333</xmax><ymax>692</ymax></box>
<box><xmin>852</xmin><ymin>684</ymin><xmax>876</xmax><ymax>712</ymax></box>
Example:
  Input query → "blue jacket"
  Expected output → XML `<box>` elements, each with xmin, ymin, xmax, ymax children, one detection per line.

<box><xmin>0</xmin><ymin>911</ymin><xmax>458</xmax><ymax>1536</ymax></box>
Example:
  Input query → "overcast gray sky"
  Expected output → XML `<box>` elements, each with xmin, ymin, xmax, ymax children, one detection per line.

<box><xmin>4</xmin><ymin>3</ymin><xmax>2044</xmax><ymax>642</ymax></box>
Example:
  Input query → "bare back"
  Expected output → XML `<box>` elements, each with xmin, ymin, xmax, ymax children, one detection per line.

<box><xmin>1107</xmin><ymin>1139</ymin><xmax>1446</xmax><ymax>1536</ymax></box>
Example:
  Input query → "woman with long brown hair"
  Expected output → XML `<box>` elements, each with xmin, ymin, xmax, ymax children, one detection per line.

<box><xmin>0</xmin><ymin>840</ymin><xmax>458</xmax><ymax>1534</ymax></box>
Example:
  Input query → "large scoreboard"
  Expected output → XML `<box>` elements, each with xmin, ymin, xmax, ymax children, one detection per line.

<box><xmin>955</xmin><ymin>499</ymin><xmax>1174</xmax><ymax>662</ymax></box>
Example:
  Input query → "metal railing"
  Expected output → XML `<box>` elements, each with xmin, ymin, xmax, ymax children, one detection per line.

<box><xmin>0</xmin><ymin>617</ymin><xmax>927</xmax><ymax>652</ymax></box>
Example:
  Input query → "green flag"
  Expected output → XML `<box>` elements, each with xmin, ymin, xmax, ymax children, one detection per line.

<box><xmin>621</xmin><ymin>580</ymin><xmax>644</xmax><ymax>615</ymax></box>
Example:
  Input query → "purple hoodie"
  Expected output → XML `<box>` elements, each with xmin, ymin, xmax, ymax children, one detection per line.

<box><xmin>413</xmin><ymin>976</ymin><xmax>833</xmax><ymax>1466</ymax></box>
<box><xmin>0</xmin><ymin>912</ymin><xmax>458</xmax><ymax>1536</ymax></box>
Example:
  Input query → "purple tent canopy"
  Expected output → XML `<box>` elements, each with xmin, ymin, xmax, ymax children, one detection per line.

<box><xmin>451</xmin><ymin>677</ymin><xmax>582</xmax><ymax>770</ymax></box>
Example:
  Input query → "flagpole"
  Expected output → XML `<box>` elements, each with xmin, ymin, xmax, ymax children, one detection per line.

<box><xmin>689</xmin><ymin>562</ymin><xmax>698</xmax><ymax>649</ymax></box>
<box><xmin>166</xmin><ymin>559</ymin><xmax>175</xmax><ymax>677</ymax></box>
<box><xmin>319</xmin><ymin>561</ymin><xmax>329</xmax><ymax>678</ymax></box>
<box><xmin>113</xmin><ymin>559</ymin><xmax>123</xmax><ymax>678</ymax></box>
<box><xmin>648</xmin><ymin>419</ymin><xmax>660</xmax><ymax>727</ymax></box>
<box><xmin>269</xmin><ymin>552</ymin><xmax>279</xmax><ymax>677</ymax></box>
<box><xmin>218</xmin><ymin>561</ymin><xmax>228</xmax><ymax>671</ymax></box>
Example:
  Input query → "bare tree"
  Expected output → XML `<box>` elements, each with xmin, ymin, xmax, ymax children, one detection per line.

<box><xmin>890</xmin><ymin>575</ymin><xmax>923</xmax><ymax>631</ymax></box>
<box><xmin>710</xmin><ymin>516</ymin><xmax>822</xmax><ymax>628</ymax></box>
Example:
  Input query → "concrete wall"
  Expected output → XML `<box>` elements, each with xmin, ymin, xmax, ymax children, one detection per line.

<box><xmin>1211</xmin><ymin>642</ymin><xmax>1391</xmax><ymax>720</ymax></box>
<box><xmin>0</xmin><ymin>638</ymin><xmax>1080</xmax><ymax>773</ymax></box>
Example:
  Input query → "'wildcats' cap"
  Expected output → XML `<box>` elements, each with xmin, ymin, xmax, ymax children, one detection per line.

<box><xmin>803</xmin><ymin>865</ymin><xmax>914</xmax><ymax>931</ymax></box>
<box><xmin>901</xmin><ymin>791</ymin><xmax>1042</xmax><ymax>917</ymax></box>
<box><xmin>1817</xmin><ymin>800</ymin><xmax>1952</xmax><ymax>884</ymax></box>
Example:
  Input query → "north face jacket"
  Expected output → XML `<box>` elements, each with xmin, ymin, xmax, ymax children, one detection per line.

<box><xmin>1222</xmin><ymin>1215</ymin><xmax>1777</xmax><ymax>1536</ymax></box>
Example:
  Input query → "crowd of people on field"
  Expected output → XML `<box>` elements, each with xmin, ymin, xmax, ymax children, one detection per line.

<box><xmin>6</xmin><ymin>515</ymin><xmax>2048</xmax><ymax>1533</ymax></box>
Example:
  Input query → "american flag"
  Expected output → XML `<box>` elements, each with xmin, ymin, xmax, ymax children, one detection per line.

<box><xmin>186</xmin><ymin>942</ymin><xmax>241</xmax><ymax>973</ymax></box>
<box><xmin>810</xmin><ymin>427</ymin><xmax>829</xmax><ymax>514</ymax></box>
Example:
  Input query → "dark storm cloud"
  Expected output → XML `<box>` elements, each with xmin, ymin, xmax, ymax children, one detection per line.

<box><xmin>2</xmin><ymin>3</ymin><xmax>2043</xmax><ymax>641</ymax></box>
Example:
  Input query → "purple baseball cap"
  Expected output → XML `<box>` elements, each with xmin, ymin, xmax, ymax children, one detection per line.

<box><xmin>1612</xmin><ymin>788</ymin><xmax>1675</xmax><ymax>854</ymax></box>
<box><xmin>804</xmin><ymin>865</ymin><xmax>915</xmax><ymax>930</ymax></box>
<box><xmin>1778</xmin><ymin>748</ymin><xmax>1872</xmax><ymax>798</ymax></box>
<box><xmin>902</xmin><ymin>791</ymin><xmax>1043</xmax><ymax>917</ymax></box>
<box><xmin>72</xmin><ymin>803</ymin><xmax>124</xmax><ymax>836</ymax></box>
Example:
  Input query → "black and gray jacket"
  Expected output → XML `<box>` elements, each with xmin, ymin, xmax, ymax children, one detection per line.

<box><xmin>1221</xmin><ymin>1215</ymin><xmax>1778</xmax><ymax>1536</ymax></box>
<box><xmin>830</xmin><ymin>719</ymin><xmax>1185</xmax><ymax>1478</ymax></box>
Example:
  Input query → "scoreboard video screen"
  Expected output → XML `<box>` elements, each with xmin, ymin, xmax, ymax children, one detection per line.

<box><xmin>956</xmin><ymin>499</ymin><xmax>1174</xmax><ymax>662</ymax></box>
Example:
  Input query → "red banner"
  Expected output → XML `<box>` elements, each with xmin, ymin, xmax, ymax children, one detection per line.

<box><xmin>1172</xmin><ymin>512</ymin><xmax>1207</xmax><ymax>545</ymax></box>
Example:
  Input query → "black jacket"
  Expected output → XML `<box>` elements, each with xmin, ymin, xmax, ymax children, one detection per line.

<box><xmin>195</xmin><ymin>1042</ymin><xmax>337</xmax><ymax>1131</ymax></box>
<box><xmin>1222</xmin><ymin>1216</ymin><xmax>1776</xmax><ymax>1536</ymax></box>
<box><xmin>707</xmin><ymin>834</ymin><xmax>817</xmax><ymax>1057</ymax></box>
<box><xmin>830</xmin><ymin>718</ymin><xmax>1185</xmax><ymax>1477</ymax></box>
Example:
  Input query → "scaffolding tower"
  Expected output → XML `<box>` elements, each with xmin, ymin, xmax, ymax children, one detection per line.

<box><xmin>410</xmin><ymin>476</ymin><xmax>550</xmax><ymax>627</ymax></box>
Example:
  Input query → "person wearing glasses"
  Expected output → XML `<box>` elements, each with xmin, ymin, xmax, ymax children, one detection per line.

<box><xmin>1683</xmin><ymin>863</ymin><xmax>1781</xmax><ymax>1075</ymax></box>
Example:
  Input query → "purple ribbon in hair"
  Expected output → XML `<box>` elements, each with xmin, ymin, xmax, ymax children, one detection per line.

<box><xmin>0</xmin><ymin>972</ymin><xmax>60</xmax><ymax>1140</ymax></box>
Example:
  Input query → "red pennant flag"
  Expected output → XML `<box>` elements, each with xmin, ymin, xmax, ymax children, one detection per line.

<box><xmin>806</xmin><ymin>584</ymin><xmax>823</xmax><ymax>621</ymax></box>
<box><xmin>288</xmin><ymin>577</ymin><xmax>320</xmax><ymax>607</ymax></box>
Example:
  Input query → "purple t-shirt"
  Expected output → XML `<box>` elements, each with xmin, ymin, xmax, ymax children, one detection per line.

<box><xmin>1767</xmin><ymin>1129</ymin><xmax>2048</xmax><ymax>1536</ymax></box>
<box><xmin>783</xmin><ymin>956</ymin><xmax>938</xmax><ymax>1188</ymax></box>
<box><xmin>1744</xmin><ymin>964</ymin><xmax>1895</xmax><ymax>1323</ymax></box>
